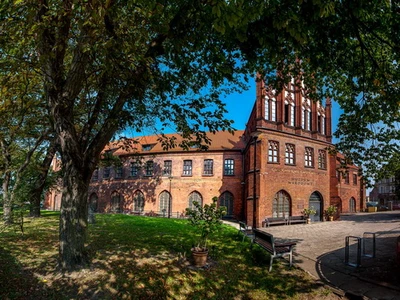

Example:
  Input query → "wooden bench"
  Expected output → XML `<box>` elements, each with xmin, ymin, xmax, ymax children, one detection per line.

<box><xmin>238</xmin><ymin>221</ymin><xmax>254</xmax><ymax>242</ymax></box>
<box><xmin>252</xmin><ymin>229</ymin><xmax>296</xmax><ymax>271</ymax></box>
<box><xmin>262</xmin><ymin>217</ymin><xmax>288</xmax><ymax>227</ymax></box>
<box><xmin>288</xmin><ymin>215</ymin><xmax>307</xmax><ymax>225</ymax></box>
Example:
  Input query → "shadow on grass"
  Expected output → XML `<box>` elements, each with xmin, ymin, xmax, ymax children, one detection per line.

<box><xmin>0</xmin><ymin>246</ymin><xmax>62</xmax><ymax>299</ymax></box>
<box><xmin>0</xmin><ymin>213</ymin><xmax>333</xmax><ymax>299</ymax></box>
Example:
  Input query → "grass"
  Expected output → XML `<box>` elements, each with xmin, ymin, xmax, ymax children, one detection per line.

<box><xmin>0</xmin><ymin>212</ymin><xmax>339</xmax><ymax>299</ymax></box>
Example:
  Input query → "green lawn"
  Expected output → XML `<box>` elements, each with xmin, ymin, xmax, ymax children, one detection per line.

<box><xmin>0</xmin><ymin>212</ymin><xmax>337</xmax><ymax>299</ymax></box>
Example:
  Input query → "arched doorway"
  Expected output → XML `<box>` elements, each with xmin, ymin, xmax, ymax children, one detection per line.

<box><xmin>309</xmin><ymin>192</ymin><xmax>323</xmax><ymax>222</ymax></box>
<box><xmin>349</xmin><ymin>197</ymin><xmax>356</xmax><ymax>213</ymax></box>
<box><xmin>272</xmin><ymin>190</ymin><xmax>291</xmax><ymax>218</ymax></box>
<box><xmin>89</xmin><ymin>193</ymin><xmax>98</xmax><ymax>213</ymax></box>
<box><xmin>219</xmin><ymin>191</ymin><xmax>234</xmax><ymax>218</ymax></box>
<box><xmin>159</xmin><ymin>191</ymin><xmax>171</xmax><ymax>217</ymax></box>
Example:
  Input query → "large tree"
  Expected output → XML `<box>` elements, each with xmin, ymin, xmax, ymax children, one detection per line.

<box><xmin>1</xmin><ymin>0</ymin><xmax>398</xmax><ymax>270</ymax></box>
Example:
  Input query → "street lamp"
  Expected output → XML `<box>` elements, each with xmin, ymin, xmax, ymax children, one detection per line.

<box><xmin>168</xmin><ymin>176</ymin><xmax>173</xmax><ymax>218</ymax></box>
<box><xmin>251</xmin><ymin>131</ymin><xmax>262</xmax><ymax>229</ymax></box>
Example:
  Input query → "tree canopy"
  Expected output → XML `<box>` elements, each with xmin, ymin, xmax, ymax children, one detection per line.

<box><xmin>0</xmin><ymin>0</ymin><xmax>398</xmax><ymax>269</ymax></box>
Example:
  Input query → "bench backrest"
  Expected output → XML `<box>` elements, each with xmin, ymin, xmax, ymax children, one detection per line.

<box><xmin>254</xmin><ymin>229</ymin><xmax>275</xmax><ymax>251</ymax></box>
<box><xmin>239</xmin><ymin>221</ymin><xmax>248</xmax><ymax>230</ymax></box>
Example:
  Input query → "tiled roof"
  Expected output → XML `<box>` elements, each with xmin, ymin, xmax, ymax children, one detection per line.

<box><xmin>107</xmin><ymin>130</ymin><xmax>245</xmax><ymax>156</ymax></box>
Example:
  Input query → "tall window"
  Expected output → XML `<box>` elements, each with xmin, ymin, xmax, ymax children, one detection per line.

<box><xmin>306</xmin><ymin>110</ymin><xmax>311</xmax><ymax>130</ymax></box>
<box><xmin>285</xmin><ymin>144</ymin><xmax>295</xmax><ymax>165</ymax></box>
<box><xmin>92</xmin><ymin>168</ymin><xmax>99</xmax><ymax>181</ymax></box>
<box><xmin>104</xmin><ymin>167</ymin><xmax>110</xmax><ymax>179</ymax></box>
<box><xmin>304</xmin><ymin>147</ymin><xmax>314</xmax><ymax>168</ymax></box>
<box><xmin>115</xmin><ymin>166</ymin><xmax>123</xmax><ymax>179</ymax></box>
<box><xmin>159</xmin><ymin>191</ymin><xmax>171</xmax><ymax>216</ymax></box>
<box><xmin>353</xmin><ymin>174</ymin><xmax>357</xmax><ymax>185</ymax></box>
<box><xmin>318</xmin><ymin>150</ymin><xmax>327</xmax><ymax>169</ymax></box>
<box><xmin>224</xmin><ymin>159</ymin><xmax>234</xmax><ymax>175</ymax></box>
<box><xmin>89</xmin><ymin>193</ymin><xmax>98</xmax><ymax>212</ymax></box>
<box><xmin>302</xmin><ymin>103</ymin><xmax>312</xmax><ymax>131</ymax></box>
<box><xmin>188</xmin><ymin>191</ymin><xmax>202</xmax><ymax>210</ymax></box>
<box><xmin>344</xmin><ymin>172</ymin><xmax>350</xmax><ymax>184</ymax></box>
<box><xmin>145</xmin><ymin>160</ymin><xmax>153</xmax><ymax>176</ymax></box>
<box><xmin>110</xmin><ymin>191</ymin><xmax>121</xmax><ymax>213</ymax></box>
<box><xmin>134</xmin><ymin>191</ymin><xmax>145</xmax><ymax>212</ymax></box>
<box><xmin>219</xmin><ymin>191</ymin><xmax>234</xmax><ymax>217</ymax></box>
<box><xmin>163</xmin><ymin>160</ymin><xmax>172</xmax><ymax>176</ymax></box>
<box><xmin>318</xmin><ymin>113</ymin><xmax>326</xmax><ymax>134</ymax></box>
<box><xmin>284</xmin><ymin>100</ymin><xmax>295</xmax><ymax>126</ymax></box>
<box><xmin>265</xmin><ymin>97</ymin><xmax>277</xmax><ymax>121</ymax></box>
<box><xmin>130</xmin><ymin>162</ymin><xmax>138</xmax><ymax>177</ymax></box>
<box><xmin>183</xmin><ymin>160</ymin><xmax>192</xmax><ymax>176</ymax></box>
<box><xmin>349</xmin><ymin>197</ymin><xmax>356</xmax><ymax>212</ymax></box>
<box><xmin>203</xmin><ymin>159</ymin><xmax>214</xmax><ymax>175</ymax></box>
<box><xmin>268</xmin><ymin>141</ymin><xmax>279</xmax><ymax>163</ymax></box>
<box><xmin>272</xmin><ymin>190</ymin><xmax>291</xmax><ymax>218</ymax></box>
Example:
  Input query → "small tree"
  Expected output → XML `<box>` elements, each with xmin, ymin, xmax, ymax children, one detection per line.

<box><xmin>186</xmin><ymin>197</ymin><xmax>226</xmax><ymax>252</ymax></box>
<box><xmin>325</xmin><ymin>205</ymin><xmax>337</xmax><ymax>217</ymax></box>
<box><xmin>302</xmin><ymin>207</ymin><xmax>316</xmax><ymax>219</ymax></box>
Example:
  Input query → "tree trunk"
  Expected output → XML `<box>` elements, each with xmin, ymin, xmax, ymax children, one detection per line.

<box><xmin>29</xmin><ymin>142</ymin><xmax>57</xmax><ymax>218</ymax></box>
<box><xmin>2</xmin><ymin>171</ymin><xmax>12</xmax><ymax>225</ymax></box>
<box><xmin>58</xmin><ymin>159</ymin><xmax>91</xmax><ymax>270</ymax></box>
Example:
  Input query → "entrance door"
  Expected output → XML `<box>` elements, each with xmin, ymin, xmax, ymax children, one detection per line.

<box><xmin>309</xmin><ymin>192</ymin><xmax>323</xmax><ymax>222</ymax></box>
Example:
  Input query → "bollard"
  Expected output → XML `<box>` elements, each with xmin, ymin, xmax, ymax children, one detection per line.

<box><xmin>345</xmin><ymin>236</ymin><xmax>362</xmax><ymax>267</ymax></box>
<box><xmin>397</xmin><ymin>236</ymin><xmax>400</xmax><ymax>265</ymax></box>
<box><xmin>362</xmin><ymin>232</ymin><xmax>376</xmax><ymax>258</ymax></box>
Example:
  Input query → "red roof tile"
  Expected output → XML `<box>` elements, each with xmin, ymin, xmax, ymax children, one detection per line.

<box><xmin>107</xmin><ymin>130</ymin><xmax>245</xmax><ymax>156</ymax></box>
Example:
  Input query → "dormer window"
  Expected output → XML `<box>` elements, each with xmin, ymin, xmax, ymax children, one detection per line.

<box><xmin>142</xmin><ymin>144</ymin><xmax>155</xmax><ymax>151</ymax></box>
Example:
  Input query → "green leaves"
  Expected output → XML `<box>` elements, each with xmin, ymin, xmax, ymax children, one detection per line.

<box><xmin>185</xmin><ymin>197</ymin><xmax>226</xmax><ymax>250</ymax></box>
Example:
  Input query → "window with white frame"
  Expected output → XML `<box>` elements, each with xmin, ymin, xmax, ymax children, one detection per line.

<box><xmin>285</xmin><ymin>144</ymin><xmax>295</xmax><ymax>165</ymax></box>
<box><xmin>183</xmin><ymin>160</ymin><xmax>192</xmax><ymax>176</ymax></box>
<box><xmin>224</xmin><ymin>159</ymin><xmax>234</xmax><ymax>175</ymax></box>
<box><xmin>304</xmin><ymin>147</ymin><xmax>314</xmax><ymax>168</ymax></box>
<box><xmin>203</xmin><ymin>159</ymin><xmax>214</xmax><ymax>175</ymax></box>
<box><xmin>268</xmin><ymin>141</ymin><xmax>279</xmax><ymax>163</ymax></box>
<box><xmin>318</xmin><ymin>150</ymin><xmax>327</xmax><ymax>169</ymax></box>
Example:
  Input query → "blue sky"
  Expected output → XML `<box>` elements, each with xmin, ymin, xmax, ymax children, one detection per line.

<box><xmin>125</xmin><ymin>79</ymin><xmax>343</xmax><ymax>140</ymax></box>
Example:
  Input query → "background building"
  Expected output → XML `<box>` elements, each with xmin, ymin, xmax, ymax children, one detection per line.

<box><xmin>369</xmin><ymin>177</ymin><xmax>399</xmax><ymax>209</ymax></box>
<box><xmin>45</xmin><ymin>78</ymin><xmax>365</xmax><ymax>225</ymax></box>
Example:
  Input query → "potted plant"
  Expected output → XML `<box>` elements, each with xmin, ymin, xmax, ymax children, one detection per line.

<box><xmin>185</xmin><ymin>197</ymin><xmax>226</xmax><ymax>267</ymax></box>
<box><xmin>325</xmin><ymin>205</ymin><xmax>337</xmax><ymax>221</ymax></box>
<box><xmin>302</xmin><ymin>207</ymin><xmax>317</xmax><ymax>224</ymax></box>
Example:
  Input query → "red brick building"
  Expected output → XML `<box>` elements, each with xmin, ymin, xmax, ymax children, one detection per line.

<box><xmin>45</xmin><ymin>78</ymin><xmax>365</xmax><ymax>225</ymax></box>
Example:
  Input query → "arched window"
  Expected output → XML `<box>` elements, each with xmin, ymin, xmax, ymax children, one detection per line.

<box><xmin>89</xmin><ymin>193</ymin><xmax>98</xmax><ymax>213</ymax></box>
<box><xmin>133</xmin><ymin>191</ymin><xmax>145</xmax><ymax>212</ymax></box>
<box><xmin>219</xmin><ymin>191</ymin><xmax>234</xmax><ymax>217</ymax></box>
<box><xmin>188</xmin><ymin>191</ymin><xmax>203</xmax><ymax>210</ymax></box>
<box><xmin>272</xmin><ymin>190</ymin><xmax>291</xmax><ymax>218</ymax></box>
<box><xmin>110</xmin><ymin>191</ymin><xmax>121</xmax><ymax>213</ymax></box>
<box><xmin>159</xmin><ymin>191</ymin><xmax>171</xmax><ymax>216</ymax></box>
<box><xmin>349</xmin><ymin>197</ymin><xmax>356</xmax><ymax>212</ymax></box>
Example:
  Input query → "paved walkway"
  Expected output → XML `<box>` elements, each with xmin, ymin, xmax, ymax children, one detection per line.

<box><xmin>255</xmin><ymin>212</ymin><xmax>400</xmax><ymax>300</ymax></box>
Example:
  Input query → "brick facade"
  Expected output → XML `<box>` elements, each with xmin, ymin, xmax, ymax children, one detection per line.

<box><xmin>45</xmin><ymin>78</ymin><xmax>365</xmax><ymax>224</ymax></box>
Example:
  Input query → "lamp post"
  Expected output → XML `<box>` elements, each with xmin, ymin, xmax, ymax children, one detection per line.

<box><xmin>168</xmin><ymin>176</ymin><xmax>173</xmax><ymax>218</ymax></box>
<box><xmin>251</xmin><ymin>131</ymin><xmax>262</xmax><ymax>229</ymax></box>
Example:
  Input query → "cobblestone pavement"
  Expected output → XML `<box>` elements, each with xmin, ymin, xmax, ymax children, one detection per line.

<box><xmin>259</xmin><ymin>211</ymin><xmax>400</xmax><ymax>300</ymax></box>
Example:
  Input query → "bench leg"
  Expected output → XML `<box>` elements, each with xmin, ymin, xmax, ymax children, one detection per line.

<box><xmin>289</xmin><ymin>252</ymin><xmax>293</xmax><ymax>267</ymax></box>
<box><xmin>269</xmin><ymin>255</ymin><xmax>273</xmax><ymax>272</ymax></box>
